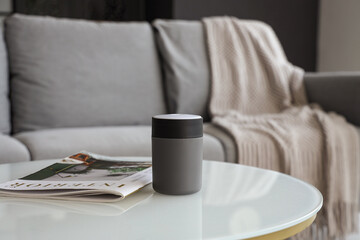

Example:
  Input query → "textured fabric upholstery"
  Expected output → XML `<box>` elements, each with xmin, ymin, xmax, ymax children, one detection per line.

<box><xmin>0</xmin><ymin>134</ymin><xmax>30</xmax><ymax>163</ymax></box>
<box><xmin>5</xmin><ymin>14</ymin><xmax>166</xmax><ymax>133</ymax></box>
<box><xmin>0</xmin><ymin>27</ymin><xmax>10</xmax><ymax>134</ymax></box>
<box><xmin>15</xmin><ymin>126</ymin><xmax>225</xmax><ymax>161</ymax></box>
<box><xmin>153</xmin><ymin>20</ymin><xmax>210</xmax><ymax>120</ymax></box>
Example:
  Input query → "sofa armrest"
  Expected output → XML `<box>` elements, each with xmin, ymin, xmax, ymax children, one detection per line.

<box><xmin>304</xmin><ymin>72</ymin><xmax>360</xmax><ymax>126</ymax></box>
<box><xmin>203</xmin><ymin>123</ymin><xmax>237</xmax><ymax>163</ymax></box>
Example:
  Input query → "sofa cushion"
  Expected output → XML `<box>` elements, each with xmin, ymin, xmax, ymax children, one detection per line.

<box><xmin>0</xmin><ymin>134</ymin><xmax>30</xmax><ymax>163</ymax></box>
<box><xmin>14</xmin><ymin>126</ymin><xmax>225</xmax><ymax>161</ymax></box>
<box><xmin>5</xmin><ymin>14</ymin><xmax>166</xmax><ymax>133</ymax></box>
<box><xmin>0</xmin><ymin>28</ymin><xmax>10</xmax><ymax>134</ymax></box>
<box><xmin>153</xmin><ymin>20</ymin><xmax>210</xmax><ymax>120</ymax></box>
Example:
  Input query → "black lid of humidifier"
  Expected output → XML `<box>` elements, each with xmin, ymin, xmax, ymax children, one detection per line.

<box><xmin>152</xmin><ymin>114</ymin><xmax>203</xmax><ymax>139</ymax></box>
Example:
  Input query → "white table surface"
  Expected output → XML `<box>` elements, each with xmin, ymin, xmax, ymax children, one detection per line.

<box><xmin>0</xmin><ymin>158</ymin><xmax>322</xmax><ymax>240</ymax></box>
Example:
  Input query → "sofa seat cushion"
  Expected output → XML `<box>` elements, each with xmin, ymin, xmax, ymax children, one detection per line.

<box><xmin>0</xmin><ymin>134</ymin><xmax>30</xmax><ymax>164</ymax></box>
<box><xmin>5</xmin><ymin>14</ymin><xmax>166</xmax><ymax>133</ymax></box>
<box><xmin>14</xmin><ymin>126</ymin><xmax>225</xmax><ymax>161</ymax></box>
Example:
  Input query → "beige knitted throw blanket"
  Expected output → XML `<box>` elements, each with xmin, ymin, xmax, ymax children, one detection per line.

<box><xmin>203</xmin><ymin>16</ymin><xmax>360</xmax><ymax>239</ymax></box>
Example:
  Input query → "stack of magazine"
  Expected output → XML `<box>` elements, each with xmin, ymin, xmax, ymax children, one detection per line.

<box><xmin>0</xmin><ymin>152</ymin><xmax>152</xmax><ymax>202</ymax></box>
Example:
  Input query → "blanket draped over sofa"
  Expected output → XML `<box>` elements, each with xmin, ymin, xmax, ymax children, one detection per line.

<box><xmin>203</xmin><ymin>16</ymin><xmax>360</xmax><ymax>239</ymax></box>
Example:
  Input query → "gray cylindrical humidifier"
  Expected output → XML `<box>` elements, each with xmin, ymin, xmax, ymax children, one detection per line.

<box><xmin>152</xmin><ymin>114</ymin><xmax>203</xmax><ymax>195</ymax></box>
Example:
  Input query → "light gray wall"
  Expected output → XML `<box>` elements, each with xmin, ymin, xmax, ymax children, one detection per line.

<box><xmin>0</xmin><ymin>0</ymin><xmax>11</xmax><ymax>12</ymax></box>
<box><xmin>0</xmin><ymin>0</ymin><xmax>11</xmax><ymax>27</ymax></box>
<box><xmin>318</xmin><ymin>0</ymin><xmax>360</xmax><ymax>71</ymax></box>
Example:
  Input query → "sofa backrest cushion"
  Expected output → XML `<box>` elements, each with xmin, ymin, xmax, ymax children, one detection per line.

<box><xmin>153</xmin><ymin>20</ymin><xmax>210</xmax><ymax>120</ymax></box>
<box><xmin>0</xmin><ymin>29</ymin><xmax>10</xmax><ymax>134</ymax></box>
<box><xmin>6</xmin><ymin>14</ymin><xmax>166</xmax><ymax>133</ymax></box>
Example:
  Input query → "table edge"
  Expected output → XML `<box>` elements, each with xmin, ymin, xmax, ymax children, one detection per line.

<box><xmin>243</xmin><ymin>214</ymin><xmax>316</xmax><ymax>240</ymax></box>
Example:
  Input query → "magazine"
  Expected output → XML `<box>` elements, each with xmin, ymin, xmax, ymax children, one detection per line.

<box><xmin>0</xmin><ymin>152</ymin><xmax>152</xmax><ymax>202</ymax></box>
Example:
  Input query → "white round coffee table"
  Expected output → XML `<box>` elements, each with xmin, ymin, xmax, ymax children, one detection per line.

<box><xmin>0</xmin><ymin>158</ymin><xmax>322</xmax><ymax>240</ymax></box>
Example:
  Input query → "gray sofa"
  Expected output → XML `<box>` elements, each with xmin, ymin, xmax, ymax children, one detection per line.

<box><xmin>0</xmin><ymin>14</ymin><xmax>359</xmax><ymax>165</ymax></box>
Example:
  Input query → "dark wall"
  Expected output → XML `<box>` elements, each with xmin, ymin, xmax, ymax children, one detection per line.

<box><xmin>168</xmin><ymin>0</ymin><xmax>319</xmax><ymax>71</ymax></box>
<box><xmin>14</xmin><ymin>0</ymin><xmax>319</xmax><ymax>71</ymax></box>
<box><xmin>14</xmin><ymin>0</ymin><xmax>146</xmax><ymax>21</ymax></box>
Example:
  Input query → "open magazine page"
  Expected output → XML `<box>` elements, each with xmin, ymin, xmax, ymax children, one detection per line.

<box><xmin>0</xmin><ymin>152</ymin><xmax>152</xmax><ymax>202</ymax></box>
